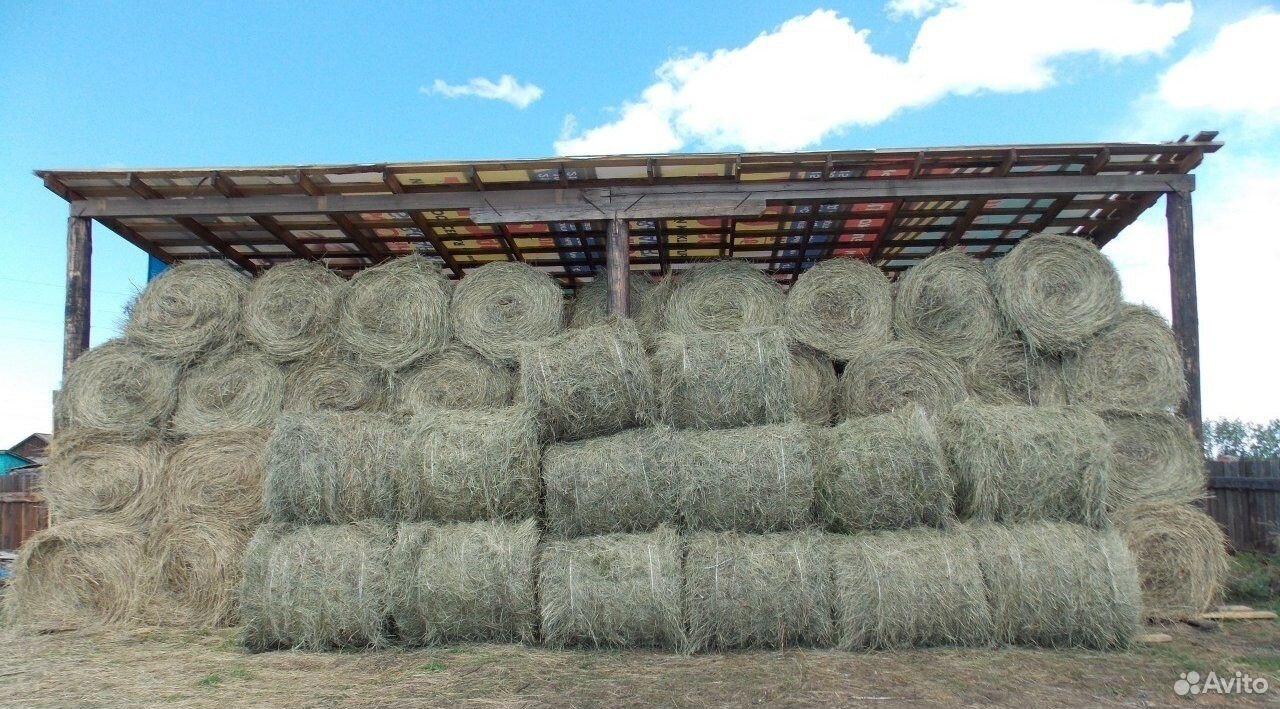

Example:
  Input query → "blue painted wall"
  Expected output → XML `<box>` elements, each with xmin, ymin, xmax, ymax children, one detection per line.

<box><xmin>147</xmin><ymin>255</ymin><xmax>169</xmax><ymax>282</ymax></box>
<box><xmin>0</xmin><ymin>451</ymin><xmax>32</xmax><ymax>475</ymax></box>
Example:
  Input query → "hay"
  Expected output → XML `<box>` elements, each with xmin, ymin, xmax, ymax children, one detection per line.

<box><xmin>785</xmin><ymin>257</ymin><xmax>893</xmax><ymax>361</ymax></box>
<box><xmin>838</xmin><ymin>341</ymin><xmax>967</xmax><ymax>419</ymax></box>
<box><xmin>569</xmin><ymin>273</ymin><xmax>656</xmax><ymax>328</ymax></box>
<box><xmin>653</xmin><ymin>328</ymin><xmax>792</xmax><ymax>430</ymax></box>
<box><xmin>125</xmin><ymin>261</ymin><xmax>248</xmax><ymax>363</ymax></box>
<box><xmin>942</xmin><ymin>403</ymin><xmax>1109</xmax><ymax>527</ymax></box>
<box><xmin>391</xmin><ymin>519</ymin><xmax>539</xmax><ymax>645</ymax></box>
<box><xmin>243</xmin><ymin>261</ymin><xmax>342</xmax><ymax>362</ymax></box>
<box><xmin>992</xmin><ymin>233</ymin><xmax>1122</xmax><ymax>353</ymax></box>
<box><xmin>170</xmin><ymin>348</ymin><xmax>284</xmax><ymax>436</ymax></box>
<box><xmin>635</xmin><ymin>272</ymin><xmax>678</xmax><ymax>341</ymax></box>
<box><xmin>41</xmin><ymin>433</ymin><xmax>165</xmax><ymax>525</ymax></box>
<box><xmin>282</xmin><ymin>349</ymin><xmax>385</xmax><ymax>413</ymax></box>
<box><xmin>520</xmin><ymin>318</ymin><xmax>656</xmax><ymax>441</ymax></box>
<box><xmin>389</xmin><ymin>345</ymin><xmax>514</xmax><ymax>414</ymax></box>
<box><xmin>661</xmin><ymin>260</ymin><xmax>784</xmax><ymax>334</ymax></box>
<box><xmin>145</xmin><ymin>515</ymin><xmax>250</xmax><ymax>628</ymax></box>
<box><xmin>54</xmin><ymin>339</ymin><xmax>178</xmax><ymax>439</ymax></box>
<box><xmin>161</xmin><ymin>431</ymin><xmax>269</xmax><ymax>529</ymax></box>
<box><xmin>239</xmin><ymin>522</ymin><xmax>393</xmax><ymax>651</ymax></box>
<box><xmin>790</xmin><ymin>346</ymin><xmax>836</xmax><ymax>426</ymax></box>
<box><xmin>1105</xmin><ymin>411</ymin><xmax>1204</xmax><ymax>512</ymax></box>
<box><xmin>540</xmin><ymin>527</ymin><xmax>685</xmax><ymax>650</ymax></box>
<box><xmin>264</xmin><ymin>412</ymin><xmax>401</xmax><ymax>523</ymax></box>
<box><xmin>1115</xmin><ymin>501</ymin><xmax>1228</xmax><ymax>621</ymax></box>
<box><xmin>817</xmin><ymin>406</ymin><xmax>955</xmax><ymax>532</ymax></box>
<box><xmin>893</xmin><ymin>249</ymin><xmax>1004</xmax><ymax>360</ymax></box>
<box><xmin>965</xmin><ymin>338</ymin><xmax>1036</xmax><ymax>406</ymax></box>
<box><xmin>1062</xmin><ymin>304</ymin><xmax>1186</xmax><ymax>411</ymax></box>
<box><xmin>336</xmin><ymin>254</ymin><xmax>452</xmax><ymax>371</ymax></box>
<box><xmin>684</xmin><ymin>530</ymin><xmax>833</xmax><ymax>651</ymax></box>
<box><xmin>451</xmin><ymin>260</ymin><xmax>565</xmax><ymax>362</ymax></box>
<box><xmin>543</xmin><ymin>427</ymin><xmax>678</xmax><ymax>538</ymax></box>
<box><xmin>830</xmin><ymin>528</ymin><xmax>992</xmax><ymax>650</ymax></box>
<box><xmin>1031</xmin><ymin>353</ymin><xmax>1070</xmax><ymax>406</ymax></box>
<box><xmin>396</xmin><ymin>407</ymin><xmax>540</xmax><ymax>523</ymax></box>
<box><xmin>968</xmin><ymin>522</ymin><xmax>1140</xmax><ymax>648</ymax></box>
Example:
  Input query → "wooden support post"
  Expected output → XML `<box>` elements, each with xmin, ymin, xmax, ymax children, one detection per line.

<box><xmin>63</xmin><ymin>216</ymin><xmax>92</xmax><ymax>375</ymax></box>
<box><xmin>1167</xmin><ymin>188</ymin><xmax>1202</xmax><ymax>443</ymax></box>
<box><xmin>606</xmin><ymin>214</ymin><xmax>630</xmax><ymax>317</ymax></box>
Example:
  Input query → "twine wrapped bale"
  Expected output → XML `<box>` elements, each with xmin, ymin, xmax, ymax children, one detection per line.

<box><xmin>1105</xmin><ymin>411</ymin><xmax>1204</xmax><ymax>511</ymax></box>
<box><xmin>790</xmin><ymin>346</ymin><xmax>837</xmax><ymax>425</ymax></box>
<box><xmin>336</xmin><ymin>254</ymin><xmax>452</xmax><ymax>371</ymax></box>
<box><xmin>54</xmin><ymin>339</ymin><xmax>178</xmax><ymax>439</ymax></box>
<box><xmin>391</xmin><ymin>520</ymin><xmax>539</xmax><ymax>645</ymax></box>
<box><xmin>41</xmin><ymin>433</ymin><xmax>165</xmax><ymax>525</ymax></box>
<box><xmin>830</xmin><ymin>528</ymin><xmax>992</xmax><ymax>650</ymax></box>
<box><xmin>893</xmin><ymin>249</ymin><xmax>1004</xmax><ymax>360</ymax></box>
<box><xmin>569</xmin><ymin>273</ymin><xmax>655</xmax><ymax>328</ymax></box>
<box><xmin>520</xmin><ymin>318</ymin><xmax>656</xmax><ymax>441</ymax></box>
<box><xmin>389</xmin><ymin>345</ymin><xmax>514</xmax><ymax>414</ymax></box>
<box><xmin>543</xmin><ymin>427</ymin><xmax>677</xmax><ymax>538</ymax></box>
<box><xmin>1062</xmin><ymin>304</ymin><xmax>1186</xmax><ymax>411</ymax></box>
<box><xmin>1115</xmin><ymin>502</ymin><xmax>1228</xmax><ymax>621</ymax></box>
<box><xmin>540</xmin><ymin>527</ymin><xmax>685</xmax><ymax>650</ymax></box>
<box><xmin>282</xmin><ymin>349</ymin><xmax>385</xmax><ymax>413</ymax></box>
<box><xmin>942</xmin><ymin>403</ymin><xmax>1109</xmax><ymax>527</ymax></box>
<box><xmin>451</xmin><ymin>260</ymin><xmax>564</xmax><ymax>362</ymax></box>
<box><xmin>993</xmin><ymin>233</ymin><xmax>1122</xmax><ymax>353</ymax></box>
<box><xmin>653</xmin><ymin>328</ymin><xmax>792</xmax><ymax>430</ymax></box>
<box><xmin>969</xmin><ymin>522</ymin><xmax>1140</xmax><ymax>648</ymax></box>
<box><xmin>243</xmin><ymin>261</ymin><xmax>342</xmax><ymax>362</ymax></box>
<box><xmin>817</xmin><ymin>406</ymin><xmax>955</xmax><ymax>532</ymax></box>
<box><xmin>396</xmin><ymin>407</ymin><xmax>540</xmax><ymax>522</ymax></box>
<box><xmin>661</xmin><ymin>259</ymin><xmax>784</xmax><ymax>334</ymax></box>
<box><xmin>125</xmin><ymin>261</ymin><xmax>248</xmax><ymax>363</ymax></box>
<box><xmin>838</xmin><ymin>341</ymin><xmax>967</xmax><ymax>419</ymax></box>
<box><xmin>239</xmin><ymin>522</ymin><xmax>393</xmax><ymax>651</ymax></box>
<box><xmin>685</xmin><ymin>530</ymin><xmax>833</xmax><ymax>651</ymax></box>
<box><xmin>145</xmin><ymin>516</ymin><xmax>250</xmax><ymax>628</ymax></box>
<box><xmin>170</xmin><ymin>348</ymin><xmax>285</xmax><ymax>436</ymax></box>
<box><xmin>785</xmin><ymin>257</ymin><xmax>893</xmax><ymax>362</ymax></box>
<box><xmin>161</xmin><ymin>431</ymin><xmax>269</xmax><ymax>529</ymax></box>
<box><xmin>965</xmin><ymin>338</ymin><xmax>1036</xmax><ymax>406</ymax></box>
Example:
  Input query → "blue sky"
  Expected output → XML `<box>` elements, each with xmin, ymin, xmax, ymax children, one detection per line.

<box><xmin>2</xmin><ymin>0</ymin><xmax>1278</xmax><ymax>443</ymax></box>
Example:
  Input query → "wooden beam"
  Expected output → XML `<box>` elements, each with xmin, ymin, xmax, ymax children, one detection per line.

<box><xmin>606</xmin><ymin>215</ymin><xmax>630</xmax><ymax>317</ymax></box>
<box><xmin>175</xmin><ymin>217</ymin><xmax>260</xmax><ymax>272</ymax></box>
<box><xmin>1167</xmin><ymin>188</ymin><xmax>1202</xmax><ymax>444</ymax></box>
<box><xmin>63</xmin><ymin>216</ymin><xmax>91</xmax><ymax>377</ymax></box>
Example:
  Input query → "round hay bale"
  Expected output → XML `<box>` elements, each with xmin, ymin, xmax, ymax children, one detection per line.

<box><xmin>785</xmin><ymin>257</ymin><xmax>892</xmax><ymax>362</ymax></box>
<box><xmin>830</xmin><ymin>527</ymin><xmax>992</xmax><ymax>650</ymax></box>
<box><xmin>817</xmin><ymin>406</ymin><xmax>955</xmax><ymax>532</ymax></box>
<box><xmin>391</xmin><ymin>519</ymin><xmax>539</xmax><ymax>645</ymax></box>
<box><xmin>992</xmin><ymin>233</ymin><xmax>1122</xmax><ymax>353</ymax></box>
<box><xmin>893</xmin><ymin>249</ymin><xmax>1004</xmax><ymax>360</ymax></box>
<box><xmin>520</xmin><ymin>318</ymin><xmax>656</xmax><ymax>442</ymax></box>
<box><xmin>569</xmin><ymin>273</ymin><xmax>656</xmax><ymax>328</ymax></box>
<box><xmin>125</xmin><ymin>261</ymin><xmax>248</xmax><ymax>363</ymax></box>
<box><xmin>1115</xmin><ymin>502</ymin><xmax>1228</xmax><ymax>621</ymax></box>
<box><xmin>239</xmin><ymin>522</ymin><xmax>393</xmax><ymax>651</ymax></box>
<box><xmin>1105</xmin><ymin>411</ymin><xmax>1204</xmax><ymax>512</ymax></box>
<box><xmin>451</xmin><ymin>260</ymin><xmax>564</xmax><ymax>362</ymax></box>
<box><xmin>543</xmin><ymin>427</ymin><xmax>678</xmax><ymax>538</ymax></box>
<box><xmin>243</xmin><ymin>261</ymin><xmax>342</xmax><ymax>362</ymax></box>
<box><xmin>968</xmin><ymin>521</ymin><xmax>1140</xmax><ymax>648</ymax></box>
<box><xmin>790</xmin><ymin>346</ymin><xmax>836</xmax><ymax>426</ymax></box>
<box><xmin>336</xmin><ymin>254</ymin><xmax>452</xmax><ymax>371</ymax></box>
<box><xmin>661</xmin><ymin>260</ymin><xmax>784</xmax><ymax>334</ymax></box>
<box><xmin>1031</xmin><ymin>353</ymin><xmax>1070</xmax><ymax>406</ymax></box>
<box><xmin>685</xmin><ymin>530</ymin><xmax>833</xmax><ymax>651</ymax></box>
<box><xmin>654</xmin><ymin>328</ymin><xmax>792</xmax><ymax>430</ymax></box>
<box><xmin>942</xmin><ymin>403</ymin><xmax>1109</xmax><ymax>527</ymax></box>
<box><xmin>389</xmin><ymin>345</ymin><xmax>514</xmax><ymax>414</ymax></box>
<box><xmin>170</xmin><ymin>348</ymin><xmax>284</xmax><ymax>436</ymax></box>
<box><xmin>540</xmin><ymin>527</ymin><xmax>685</xmax><ymax>650</ymax></box>
<box><xmin>282</xmin><ymin>349</ymin><xmax>386</xmax><ymax>413</ymax></box>
<box><xmin>145</xmin><ymin>515</ymin><xmax>250</xmax><ymax>628</ymax></box>
<box><xmin>838</xmin><ymin>341</ymin><xmax>967</xmax><ymax>419</ymax></box>
<box><xmin>161</xmin><ymin>431</ymin><xmax>269</xmax><ymax>529</ymax></box>
<box><xmin>965</xmin><ymin>338</ymin><xmax>1036</xmax><ymax>406</ymax></box>
<box><xmin>54</xmin><ymin>339</ymin><xmax>178</xmax><ymax>439</ymax></box>
<box><xmin>41</xmin><ymin>434</ymin><xmax>165</xmax><ymax>525</ymax></box>
<box><xmin>1062</xmin><ymin>304</ymin><xmax>1186</xmax><ymax>411</ymax></box>
<box><xmin>635</xmin><ymin>272</ymin><xmax>678</xmax><ymax>342</ymax></box>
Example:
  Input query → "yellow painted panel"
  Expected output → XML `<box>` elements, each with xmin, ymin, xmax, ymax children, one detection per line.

<box><xmin>397</xmin><ymin>171</ymin><xmax>469</xmax><ymax>186</ymax></box>
<box><xmin>475</xmin><ymin>169</ymin><xmax>532</xmax><ymax>184</ymax></box>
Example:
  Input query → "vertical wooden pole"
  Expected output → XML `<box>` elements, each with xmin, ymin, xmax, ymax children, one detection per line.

<box><xmin>63</xmin><ymin>216</ymin><xmax>92</xmax><ymax>376</ymax></box>
<box><xmin>1166</xmin><ymin>189</ymin><xmax>1202</xmax><ymax>445</ymax></box>
<box><xmin>606</xmin><ymin>214</ymin><xmax>630</xmax><ymax>317</ymax></box>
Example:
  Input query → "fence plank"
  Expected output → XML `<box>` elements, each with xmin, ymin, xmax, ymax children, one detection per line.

<box><xmin>1206</xmin><ymin>459</ymin><xmax>1280</xmax><ymax>552</ymax></box>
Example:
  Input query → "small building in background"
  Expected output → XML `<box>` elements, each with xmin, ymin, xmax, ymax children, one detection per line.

<box><xmin>1</xmin><ymin>433</ymin><xmax>51</xmax><ymax>475</ymax></box>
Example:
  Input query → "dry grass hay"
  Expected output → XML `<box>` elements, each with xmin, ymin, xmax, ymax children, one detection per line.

<box><xmin>635</xmin><ymin>272</ymin><xmax>678</xmax><ymax>341</ymax></box>
<box><xmin>396</xmin><ymin>407</ymin><xmax>540</xmax><ymax>522</ymax></box>
<box><xmin>785</xmin><ymin>257</ymin><xmax>892</xmax><ymax>362</ymax></box>
<box><xmin>41</xmin><ymin>433</ymin><xmax>165</xmax><ymax>525</ymax></box>
<box><xmin>239</xmin><ymin>522</ymin><xmax>393</xmax><ymax>651</ymax></box>
<box><xmin>993</xmin><ymin>233</ymin><xmax>1122</xmax><ymax>353</ymax></box>
<box><xmin>451</xmin><ymin>260</ymin><xmax>564</xmax><ymax>362</ymax></box>
<box><xmin>145</xmin><ymin>516</ymin><xmax>250</xmax><ymax>628</ymax></box>
<box><xmin>1105</xmin><ymin>411</ymin><xmax>1204</xmax><ymax>511</ymax></box>
<box><xmin>790</xmin><ymin>346</ymin><xmax>836</xmax><ymax>425</ymax></box>
<box><xmin>390</xmin><ymin>520</ymin><xmax>537</xmax><ymax>645</ymax></box>
<box><xmin>540</xmin><ymin>527</ymin><xmax>685</xmax><ymax>650</ymax></box>
<box><xmin>170</xmin><ymin>349</ymin><xmax>284</xmax><ymax>436</ymax></box>
<box><xmin>661</xmin><ymin>260</ymin><xmax>784</xmax><ymax>334</ymax></box>
<box><xmin>569</xmin><ymin>273</ymin><xmax>655</xmax><ymax>327</ymax></box>
<box><xmin>282</xmin><ymin>349</ymin><xmax>385</xmax><ymax>413</ymax></box>
<box><xmin>161</xmin><ymin>431</ymin><xmax>269</xmax><ymax>529</ymax></box>
<box><xmin>521</xmin><ymin>318</ymin><xmax>656</xmax><ymax>442</ymax></box>
<box><xmin>1115</xmin><ymin>502</ymin><xmax>1228</xmax><ymax>621</ymax></box>
<box><xmin>830</xmin><ymin>528</ymin><xmax>992</xmax><ymax>649</ymax></box>
<box><xmin>243</xmin><ymin>261</ymin><xmax>342</xmax><ymax>362</ymax></box>
<box><xmin>389</xmin><ymin>345</ymin><xmax>514</xmax><ymax>414</ymax></box>
<box><xmin>1031</xmin><ymin>353</ymin><xmax>1070</xmax><ymax>406</ymax></box>
<box><xmin>653</xmin><ymin>328</ymin><xmax>792</xmax><ymax>430</ymax></box>
<box><xmin>543</xmin><ymin>427</ymin><xmax>678</xmax><ymax>538</ymax></box>
<box><xmin>54</xmin><ymin>340</ymin><xmax>178</xmax><ymax>439</ymax></box>
<box><xmin>336</xmin><ymin>254</ymin><xmax>452</xmax><ymax>371</ymax></box>
<box><xmin>817</xmin><ymin>406</ymin><xmax>955</xmax><ymax>532</ymax></box>
<box><xmin>838</xmin><ymin>341</ymin><xmax>967</xmax><ymax>419</ymax></box>
<box><xmin>965</xmin><ymin>338</ymin><xmax>1036</xmax><ymax>405</ymax></box>
<box><xmin>893</xmin><ymin>249</ymin><xmax>1004</xmax><ymax>360</ymax></box>
<box><xmin>1062</xmin><ymin>304</ymin><xmax>1186</xmax><ymax>411</ymax></box>
<box><xmin>943</xmin><ymin>403</ymin><xmax>1109</xmax><ymax>527</ymax></box>
<box><xmin>969</xmin><ymin>522</ymin><xmax>1140</xmax><ymax>648</ymax></box>
<box><xmin>125</xmin><ymin>261</ymin><xmax>248</xmax><ymax>363</ymax></box>
<box><xmin>685</xmin><ymin>530</ymin><xmax>833</xmax><ymax>651</ymax></box>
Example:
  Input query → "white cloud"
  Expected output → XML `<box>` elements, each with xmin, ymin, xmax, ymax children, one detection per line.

<box><xmin>424</xmin><ymin>75</ymin><xmax>543</xmax><ymax>109</ymax></box>
<box><xmin>886</xmin><ymin>0</ymin><xmax>947</xmax><ymax>19</ymax></box>
<box><xmin>1156</xmin><ymin>10</ymin><xmax>1280</xmax><ymax>126</ymax></box>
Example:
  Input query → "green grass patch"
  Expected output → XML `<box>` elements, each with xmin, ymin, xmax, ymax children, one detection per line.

<box><xmin>1236</xmin><ymin>654</ymin><xmax>1280</xmax><ymax>673</ymax></box>
<box><xmin>1141</xmin><ymin>644</ymin><xmax>1203</xmax><ymax>672</ymax></box>
<box><xmin>416</xmin><ymin>660</ymin><xmax>446</xmax><ymax>673</ymax></box>
<box><xmin>197</xmin><ymin>673</ymin><xmax>223</xmax><ymax>688</ymax></box>
<box><xmin>1225</xmin><ymin>551</ymin><xmax>1280</xmax><ymax>603</ymax></box>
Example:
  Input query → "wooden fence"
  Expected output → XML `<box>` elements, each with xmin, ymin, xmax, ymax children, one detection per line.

<box><xmin>1205</xmin><ymin>459</ymin><xmax>1280</xmax><ymax>553</ymax></box>
<box><xmin>0</xmin><ymin>468</ymin><xmax>47</xmax><ymax>552</ymax></box>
